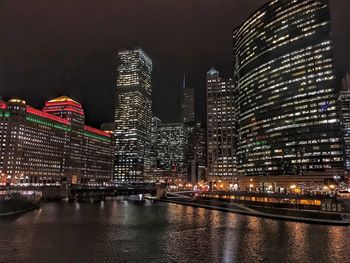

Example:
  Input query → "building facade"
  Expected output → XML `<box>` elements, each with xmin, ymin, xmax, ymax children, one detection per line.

<box><xmin>0</xmin><ymin>96</ymin><xmax>114</xmax><ymax>186</ymax></box>
<box><xmin>100</xmin><ymin>122</ymin><xmax>115</xmax><ymax>134</ymax></box>
<box><xmin>156</xmin><ymin>123</ymin><xmax>188</xmax><ymax>173</ymax></box>
<box><xmin>181</xmin><ymin>75</ymin><xmax>195</xmax><ymax>123</ymax></box>
<box><xmin>340</xmin><ymin>73</ymin><xmax>350</xmax><ymax>172</ymax></box>
<box><xmin>234</xmin><ymin>0</ymin><xmax>343</xmax><ymax>177</ymax></box>
<box><xmin>206</xmin><ymin>68</ymin><xmax>236</xmax><ymax>183</ymax></box>
<box><xmin>187</xmin><ymin>122</ymin><xmax>206</xmax><ymax>167</ymax></box>
<box><xmin>150</xmin><ymin>115</ymin><xmax>161</xmax><ymax>170</ymax></box>
<box><xmin>114</xmin><ymin>48</ymin><xmax>153</xmax><ymax>182</ymax></box>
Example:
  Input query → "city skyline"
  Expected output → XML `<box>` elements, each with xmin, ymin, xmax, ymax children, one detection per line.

<box><xmin>1</xmin><ymin>1</ymin><xmax>350</xmax><ymax>127</ymax></box>
<box><xmin>1</xmin><ymin>1</ymin><xmax>350</xmax><ymax>262</ymax></box>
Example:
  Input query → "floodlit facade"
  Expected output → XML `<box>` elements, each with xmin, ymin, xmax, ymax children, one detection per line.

<box><xmin>0</xmin><ymin>96</ymin><xmax>114</xmax><ymax>186</ymax></box>
<box><xmin>340</xmin><ymin>73</ymin><xmax>350</xmax><ymax>172</ymax></box>
<box><xmin>114</xmin><ymin>48</ymin><xmax>153</xmax><ymax>182</ymax></box>
<box><xmin>234</xmin><ymin>0</ymin><xmax>343</xmax><ymax>176</ymax></box>
<box><xmin>206</xmin><ymin>68</ymin><xmax>236</xmax><ymax>182</ymax></box>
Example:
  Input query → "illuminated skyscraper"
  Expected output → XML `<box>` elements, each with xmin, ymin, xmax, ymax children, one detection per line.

<box><xmin>206</xmin><ymin>68</ymin><xmax>236</xmax><ymax>183</ymax></box>
<box><xmin>234</xmin><ymin>0</ymin><xmax>343</xmax><ymax>177</ymax></box>
<box><xmin>114</xmin><ymin>48</ymin><xmax>153</xmax><ymax>182</ymax></box>
<box><xmin>181</xmin><ymin>75</ymin><xmax>195</xmax><ymax>123</ymax></box>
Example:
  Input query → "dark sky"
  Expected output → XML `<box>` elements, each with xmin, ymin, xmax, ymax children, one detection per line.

<box><xmin>1</xmin><ymin>0</ymin><xmax>349</xmax><ymax>127</ymax></box>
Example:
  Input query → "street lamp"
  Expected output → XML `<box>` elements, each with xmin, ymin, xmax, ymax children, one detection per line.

<box><xmin>290</xmin><ymin>185</ymin><xmax>296</xmax><ymax>193</ymax></box>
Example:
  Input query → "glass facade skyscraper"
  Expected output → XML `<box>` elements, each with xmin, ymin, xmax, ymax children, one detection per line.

<box><xmin>114</xmin><ymin>48</ymin><xmax>153</xmax><ymax>182</ymax></box>
<box><xmin>234</xmin><ymin>0</ymin><xmax>343</xmax><ymax>177</ymax></box>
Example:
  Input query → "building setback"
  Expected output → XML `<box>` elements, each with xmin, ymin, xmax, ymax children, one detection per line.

<box><xmin>234</xmin><ymin>0</ymin><xmax>343</xmax><ymax>177</ymax></box>
<box><xmin>0</xmin><ymin>96</ymin><xmax>114</xmax><ymax>186</ymax></box>
<box><xmin>114</xmin><ymin>48</ymin><xmax>153</xmax><ymax>182</ymax></box>
<box><xmin>206</xmin><ymin>68</ymin><xmax>236</xmax><ymax>183</ymax></box>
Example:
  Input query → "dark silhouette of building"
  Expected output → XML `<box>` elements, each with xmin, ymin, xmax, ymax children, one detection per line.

<box><xmin>181</xmin><ymin>75</ymin><xmax>195</xmax><ymax>123</ymax></box>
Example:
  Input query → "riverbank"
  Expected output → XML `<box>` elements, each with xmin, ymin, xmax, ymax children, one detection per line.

<box><xmin>0</xmin><ymin>194</ymin><xmax>41</xmax><ymax>217</ymax></box>
<box><xmin>160</xmin><ymin>199</ymin><xmax>350</xmax><ymax>226</ymax></box>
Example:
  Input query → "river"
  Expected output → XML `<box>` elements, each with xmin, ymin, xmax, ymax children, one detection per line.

<box><xmin>0</xmin><ymin>198</ymin><xmax>349</xmax><ymax>263</ymax></box>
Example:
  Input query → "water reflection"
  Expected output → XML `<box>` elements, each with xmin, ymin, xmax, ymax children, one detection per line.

<box><xmin>0</xmin><ymin>201</ymin><xmax>348</xmax><ymax>263</ymax></box>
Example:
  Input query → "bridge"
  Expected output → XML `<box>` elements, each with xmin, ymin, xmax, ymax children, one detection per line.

<box><xmin>165</xmin><ymin>190</ymin><xmax>202</xmax><ymax>201</ymax></box>
<box><xmin>1</xmin><ymin>182</ymin><xmax>165</xmax><ymax>201</ymax></box>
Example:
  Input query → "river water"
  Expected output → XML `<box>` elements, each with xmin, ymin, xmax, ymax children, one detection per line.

<box><xmin>0</xmin><ymin>199</ymin><xmax>349</xmax><ymax>263</ymax></box>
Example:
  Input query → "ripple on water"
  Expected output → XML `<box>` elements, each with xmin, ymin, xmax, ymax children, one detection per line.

<box><xmin>0</xmin><ymin>201</ymin><xmax>349</xmax><ymax>263</ymax></box>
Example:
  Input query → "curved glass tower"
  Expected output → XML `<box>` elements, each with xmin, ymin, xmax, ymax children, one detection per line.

<box><xmin>234</xmin><ymin>0</ymin><xmax>343</xmax><ymax>176</ymax></box>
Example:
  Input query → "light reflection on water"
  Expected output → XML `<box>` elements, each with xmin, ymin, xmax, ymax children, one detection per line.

<box><xmin>0</xmin><ymin>200</ymin><xmax>349</xmax><ymax>263</ymax></box>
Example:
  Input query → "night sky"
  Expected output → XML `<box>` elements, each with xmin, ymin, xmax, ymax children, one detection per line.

<box><xmin>1</xmin><ymin>0</ymin><xmax>349</xmax><ymax>127</ymax></box>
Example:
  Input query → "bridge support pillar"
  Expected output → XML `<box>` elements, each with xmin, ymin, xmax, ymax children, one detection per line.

<box><xmin>156</xmin><ymin>187</ymin><xmax>167</xmax><ymax>199</ymax></box>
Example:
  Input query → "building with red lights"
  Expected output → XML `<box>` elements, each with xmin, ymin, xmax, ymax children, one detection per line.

<box><xmin>0</xmin><ymin>96</ymin><xmax>114</xmax><ymax>186</ymax></box>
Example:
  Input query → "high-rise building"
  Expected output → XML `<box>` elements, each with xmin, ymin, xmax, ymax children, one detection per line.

<box><xmin>114</xmin><ymin>48</ymin><xmax>153</xmax><ymax>182</ymax></box>
<box><xmin>150</xmin><ymin>115</ymin><xmax>161</xmax><ymax>170</ymax></box>
<box><xmin>340</xmin><ymin>73</ymin><xmax>350</xmax><ymax>172</ymax></box>
<box><xmin>187</xmin><ymin>122</ymin><xmax>206</xmax><ymax>167</ymax></box>
<box><xmin>186</xmin><ymin>122</ymin><xmax>207</xmax><ymax>183</ymax></box>
<box><xmin>181</xmin><ymin>75</ymin><xmax>195</xmax><ymax>123</ymax></box>
<box><xmin>0</xmin><ymin>96</ymin><xmax>114</xmax><ymax>186</ymax></box>
<box><xmin>234</xmin><ymin>0</ymin><xmax>343</xmax><ymax>177</ymax></box>
<box><xmin>206</xmin><ymin>68</ymin><xmax>236</xmax><ymax>183</ymax></box>
<box><xmin>156</xmin><ymin>123</ymin><xmax>188</xmax><ymax>174</ymax></box>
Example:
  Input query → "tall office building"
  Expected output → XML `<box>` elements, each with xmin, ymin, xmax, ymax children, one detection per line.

<box><xmin>340</xmin><ymin>73</ymin><xmax>350</xmax><ymax>172</ymax></box>
<box><xmin>206</xmin><ymin>68</ymin><xmax>236</xmax><ymax>183</ymax></box>
<box><xmin>150</xmin><ymin>115</ymin><xmax>161</xmax><ymax>170</ymax></box>
<box><xmin>187</xmin><ymin>122</ymin><xmax>206</xmax><ymax>167</ymax></box>
<box><xmin>186</xmin><ymin>122</ymin><xmax>207</xmax><ymax>183</ymax></box>
<box><xmin>234</xmin><ymin>0</ymin><xmax>342</xmax><ymax>177</ymax></box>
<box><xmin>156</xmin><ymin>123</ymin><xmax>188</xmax><ymax>173</ymax></box>
<box><xmin>114</xmin><ymin>48</ymin><xmax>153</xmax><ymax>182</ymax></box>
<box><xmin>181</xmin><ymin>75</ymin><xmax>195</xmax><ymax>123</ymax></box>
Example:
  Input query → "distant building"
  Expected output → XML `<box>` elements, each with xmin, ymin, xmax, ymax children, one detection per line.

<box><xmin>340</xmin><ymin>73</ymin><xmax>350</xmax><ymax>172</ymax></box>
<box><xmin>0</xmin><ymin>96</ymin><xmax>114</xmax><ymax>186</ymax></box>
<box><xmin>100</xmin><ymin>122</ymin><xmax>115</xmax><ymax>134</ymax></box>
<box><xmin>114</xmin><ymin>48</ymin><xmax>153</xmax><ymax>182</ymax></box>
<box><xmin>206</xmin><ymin>68</ymin><xmax>236</xmax><ymax>183</ymax></box>
<box><xmin>187</xmin><ymin>122</ymin><xmax>206</xmax><ymax>167</ymax></box>
<box><xmin>181</xmin><ymin>75</ymin><xmax>195</xmax><ymax>123</ymax></box>
<box><xmin>186</xmin><ymin>122</ymin><xmax>207</xmax><ymax>183</ymax></box>
<box><xmin>150</xmin><ymin>115</ymin><xmax>161</xmax><ymax>170</ymax></box>
<box><xmin>156</xmin><ymin>123</ymin><xmax>188</xmax><ymax>174</ymax></box>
